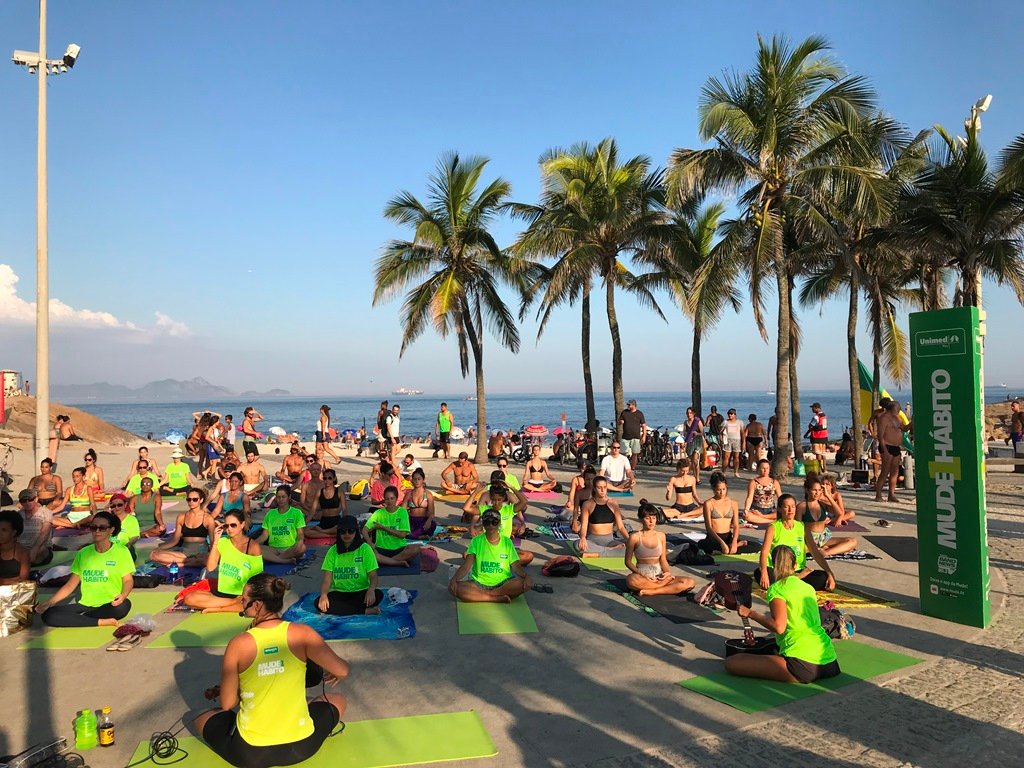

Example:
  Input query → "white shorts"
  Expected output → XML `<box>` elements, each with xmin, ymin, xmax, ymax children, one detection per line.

<box><xmin>623</xmin><ymin>438</ymin><xmax>641</xmax><ymax>455</ymax></box>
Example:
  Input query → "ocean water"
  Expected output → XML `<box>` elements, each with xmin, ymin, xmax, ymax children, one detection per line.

<box><xmin>70</xmin><ymin>390</ymin><xmax>904</xmax><ymax>441</ymax></box>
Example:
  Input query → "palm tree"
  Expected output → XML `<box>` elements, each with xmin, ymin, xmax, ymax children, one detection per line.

<box><xmin>668</xmin><ymin>34</ymin><xmax>880</xmax><ymax>477</ymax></box>
<box><xmin>511</xmin><ymin>138</ymin><xmax>666</xmax><ymax>432</ymax></box>
<box><xmin>643</xmin><ymin>200</ymin><xmax>742</xmax><ymax>417</ymax></box>
<box><xmin>900</xmin><ymin>121</ymin><xmax>1024</xmax><ymax>309</ymax></box>
<box><xmin>374</xmin><ymin>153</ymin><xmax>527</xmax><ymax>463</ymax></box>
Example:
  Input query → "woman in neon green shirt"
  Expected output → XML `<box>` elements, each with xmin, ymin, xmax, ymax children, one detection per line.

<box><xmin>449</xmin><ymin>508</ymin><xmax>530</xmax><ymax>603</ymax></box>
<box><xmin>184</xmin><ymin>509</ymin><xmax>263</xmax><ymax>613</ymax></box>
<box><xmin>363</xmin><ymin>486</ymin><xmax>420</xmax><ymax>567</ymax></box>
<box><xmin>463</xmin><ymin>477</ymin><xmax>534</xmax><ymax>566</ymax></box>
<box><xmin>757</xmin><ymin>494</ymin><xmax>835</xmax><ymax>592</ymax></box>
<box><xmin>318</xmin><ymin>516</ymin><xmax>383</xmax><ymax>615</ymax></box>
<box><xmin>194</xmin><ymin>573</ymin><xmax>350</xmax><ymax>767</ymax></box>
<box><xmin>107</xmin><ymin>493</ymin><xmax>140</xmax><ymax>561</ymax></box>
<box><xmin>35</xmin><ymin>511</ymin><xmax>134</xmax><ymax>627</ymax></box>
<box><xmin>726</xmin><ymin>545</ymin><xmax>841</xmax><ymax>683</ymax></box>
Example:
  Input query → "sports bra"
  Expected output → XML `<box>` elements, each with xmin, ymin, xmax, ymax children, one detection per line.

<box><xmin>634</xmin><ymin>536</ymin><xmax>662</xmax><ymax>559</ymax></box>
<box><xmin>0</xmin><ymin>551</ymin><xmax>20</xmax><ymax>579</ymax></box>
<box><xmin>589</xmin><ymin>503</ymin><xmax>615</xmax><ymax>525</ymax></box>
<box><xmin>180</xmin><ymin>516</ymin><xmax>209</xmax><ymax>539</ymax></box>
<box><xmin>223</xmin><ymin>492</ymin><xmax>245</xmax><ymax>512</ymax></box>
<box><xmin>672</xmin><ymin>482</ymin><xmax>695</xmax><ymax>497</ymax></box>
<box><xmin>318</xmin><ymin>488</ymin><xmax>341</xmax><ymax>512</ymax></box>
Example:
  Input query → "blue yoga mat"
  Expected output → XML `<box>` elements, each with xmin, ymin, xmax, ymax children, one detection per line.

<box><xmin>281</xmin><ymin>591</ymin><xmax>417</xmax><ymax>640</ymax></box>
<box><xmin>264</xmin><ymin>548</ymin><xmax>318</xmax><ymax>576</ymax></box>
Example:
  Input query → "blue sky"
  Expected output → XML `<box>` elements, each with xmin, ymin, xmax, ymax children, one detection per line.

<box><xmin>1</xmin><ymin>1</ymin><xmax>1022</xmax><ymax>396</ymax></box>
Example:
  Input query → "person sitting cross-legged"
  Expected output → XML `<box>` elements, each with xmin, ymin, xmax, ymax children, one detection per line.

<box><xmin>184</xmin><ymin>510</ymin><xmax>264</xmax><ymax>613</ymax></box>
<box><xmin>599</xmin><ymin>441</ymin><xmax>635</xmax><ymax>491</ymax></box>
<box><xmin>448</xmin><ymin>508</ymin><xmax>530</xmax><ymax>603</ymax></box>
<box><xmin>317</xmin><ymin>515</ymin><xmax>383</xmax><ymax>616</ymax></box>
<box><xmin>625</xmin><ymin>502</ymin><xmax>695</xmax><ymax>596</ymax></box>
<box><xmin>362</xmin><ymin>486</ymin><xmax>421</xmax><ymax>567</ymax></box>
<box><xmin>256</xmin><ymin>486</ymin><xmax>307</xmax><ymax>564</ymax></box>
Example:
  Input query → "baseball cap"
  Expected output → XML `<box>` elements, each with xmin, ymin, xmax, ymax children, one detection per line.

<box><xmin>481</xmin><ymin>509</ymin><xmax>501</xmax><ymax>526</ymax></box>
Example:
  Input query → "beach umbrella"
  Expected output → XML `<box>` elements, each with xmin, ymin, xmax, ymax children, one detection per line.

<box><xmin>467</xmin><ymin>424</ymin><xmax>491</xmax><ymax>432</ymax></box>
<box><xmin>268</xmin><ymin>426</ymin><xmax>287</xmax><ymax>437</ymax></box>
<box><xmin>327</xmin><ymin>428</ymin><xmax>339</xmax><ymax>439</ymax></box>
<box><xmin>524</xmin><ymin>424</ymin><xmax>548</xmax><ymax>437</ymax></box>
<box><xmin>674</xmin><ymin>423</ymin><xmax>687</xmax><ymax>432</ymax></box>
<box><xmin>552</xmin><ymin>426</ymin><xmax>571</xmax><ymax>436</ymax></box>
<box><xmin>449</xmin><ymin>426</ymin><xmax>465</xmax><ymax>440</ymax></box>
<box><xmin>340</xmin><ymin>428</ymin><xmax>358</xmax><ymax>438</ymax></box>
<box><xmin>165</xmin><ymin>430</ymin><xmax>186</xmax><ymax>444</ymax></box>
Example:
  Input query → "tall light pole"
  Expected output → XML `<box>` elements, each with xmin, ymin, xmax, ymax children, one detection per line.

<box><xmin>11</xmin><ymin>0</ymin><xmax>80</xmax><ymax>464</ymax></box>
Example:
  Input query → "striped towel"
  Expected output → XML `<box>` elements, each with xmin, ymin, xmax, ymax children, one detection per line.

<box><xmin>549</xmin><ymin>522</ymin><xmax>580</xmax><ymax>541</ymax></box>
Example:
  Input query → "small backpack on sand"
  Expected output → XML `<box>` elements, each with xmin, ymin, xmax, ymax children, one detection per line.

<box><xmin>542</xmin><ymin>556</ymin><xmax>580</xmax><ymax>578</ymax></box>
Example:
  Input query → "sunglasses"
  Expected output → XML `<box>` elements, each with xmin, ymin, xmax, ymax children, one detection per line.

<box><xmin>225</xmin><ymin>522</ymin><xmax>241</xmax><ymax>529</ymax></box>
<box><xmin>339</xmin><ymin>528</ymin><xmax>358</xmax><ymax>535</ymax></box>
<box><xmin>85</xmin><ymin>457</ymin><xmax>94</xmax><ymax>462</ymax></box>
<box><xmin>611</xmin><ymin>445</ymin><xmax>621</xmax><ymax>449</ymax></box>
<box><xmin>109</xmin><ymin>502</ymin><xmax>126</xmax><ymax>509</ymax></box>
<box><xmin>88</xmin><ymin>525</ymin><xmax>111</xmax><ymax>532</ymax></box>
<box><xmin>482</xmin><ymin>518</ymin><xmax>500</xmax><ymax>526</ymax></box>
<box><xmin>187</xmin><ymin>496</ymin><xmax>202</xmax><ymax>502</ymax></box>
<box><xmin>497</xmin><ymin>464</ymin><xmax>508</xmax><ymax>468</ymax></box>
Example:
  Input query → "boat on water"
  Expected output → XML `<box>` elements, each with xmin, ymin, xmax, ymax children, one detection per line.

<box><xmin>464</xmin><ymin>395</ymin><xmax>477</xmax><ymax>401</ymax></box>
<box><xmin>392</xmin><ymin>387</ymin><xmax>424</xmax><ymax>396</ymax></box>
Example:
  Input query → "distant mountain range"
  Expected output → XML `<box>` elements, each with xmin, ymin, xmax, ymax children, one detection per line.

<box><xmin>53</xmin><ymin>377</ymin><xmax>290</xmax><ymax>402</ymax></box>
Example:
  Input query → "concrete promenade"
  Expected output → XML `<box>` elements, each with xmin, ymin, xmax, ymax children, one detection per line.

<box><xmin>1</xmin><ymin>447</ymin><xmax>1021</xmax><ymax>768</ymax></box>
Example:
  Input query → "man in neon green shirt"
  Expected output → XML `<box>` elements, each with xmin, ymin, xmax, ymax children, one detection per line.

<box><xmin>363</xmin><ymin>486</ymin><xmax>420</xmax><ymax>567</ymax></box>
<box><xmin>435</xmin><ymin>402</ymin><xmax>455</xmax><ymax>460</ymax></box>
<box><xmin>449</xmin><ymin>508</ymin><xmax>530</xmax><ymax>602</ymax></box>
<box><xmin>256</xmin><ymin>486</ymin><xmax>306</xmax><ymax>564</ymax></box>
<box><xmin>160</xmin><ymin>448</ymin><xmax>195</xmax><ymax>496</ymax></box>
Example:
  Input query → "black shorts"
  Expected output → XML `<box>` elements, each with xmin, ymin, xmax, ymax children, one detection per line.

<box><xmin>377</xmin><ymin>546</ymin><xmax>405</xmax><ymax>558</ymax></box>
<box><xmin>784</xmin><ymin>656</ymin><xmax>841</xmax><ymax>684</ymax></box>
<box><xmin>673</xmin><ymin>502</ymin><xmax>700</xmax><ymax>514</ymax></box>
<box><xmin>242</xmin><ymin>440</ymin><xmax>259</xmax><ymax>456</ymax></box>
<box><xmin>439</xmin><ymin>431</ymin><xmax>450</xmax><ymax>445</ymax></box>
<box><xmin>201</xmin><ymin>701</ymin><xmax>339</xmax><ymax>768</ymax></box>
<box><xmin>210</xmin><ymin>581</ymin><xmax>240</xmax><ymax>600</ymax></box>
<box><xmin>884</xmin><ymin>445</ymin><xmax>901</xmax><ymax>457</ymax></box>
<box><xmin>315</xmin><ymin>515</ymin><xmax>339</xmax><ymax>530</ymax></box>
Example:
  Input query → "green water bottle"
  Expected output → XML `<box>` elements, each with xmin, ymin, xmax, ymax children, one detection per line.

<box><xmin>74</xmin><ymin>708</ymin><xmax>98</xmax><ymax>750</ymax></box>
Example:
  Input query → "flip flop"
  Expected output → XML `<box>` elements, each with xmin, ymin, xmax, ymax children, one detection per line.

<box><xmin>117</xmin><ymin>633</ymin><xmax>144</xmax><ymax>651</ymax></box>
<box><xmin>531</xmin><ymin>584</ymin><xmax>553</xmax><ymax>593</ymax></box>
<box><xmin>875</xmin><ymin>519</ymin><xmax>892</xmax><ymax>528</ymax></box>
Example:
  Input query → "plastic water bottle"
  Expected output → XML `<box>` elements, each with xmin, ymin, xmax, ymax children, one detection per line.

<box><xmin>169</xmin><ymin>562</ymin><xmax>179</xmax><ymax>582</ymax></box>
<box><xmin>97</xmin><ymin>707</ymin><xmax>115</xmax><ymax>747</ymax></box>
<box><xmin>74</xmin><ymin>709</ymin><xmax>98</xmax><ymax>751</ymax></box>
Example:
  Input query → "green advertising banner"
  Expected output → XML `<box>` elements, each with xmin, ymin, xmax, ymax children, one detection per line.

<box><xmin>909</xmin><ymin>307</ymin><xmax>990</xmax><ymax>628</ymax></box>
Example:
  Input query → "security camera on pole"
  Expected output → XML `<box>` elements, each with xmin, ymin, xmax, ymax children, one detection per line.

<box><xmin>10</xmin><ymin>0</ymin><xmax>81</xmax><ymax>465</ymax></box>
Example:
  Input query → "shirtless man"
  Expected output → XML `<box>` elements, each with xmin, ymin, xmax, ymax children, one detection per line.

<box><xmin>240</xmin><ymin>406</ymin><xmax>264</xmax><ymax>456</ymax></box>
<box><xmin>295</xmin><ymin>463</ymin><xmax>325</xmax><ymax>515</ymax></box>
<box><xmin>742</xmin><ymin>414</ymin><xmax>767</xmax><ymax>470</ymax></box>
<box><xmin>874</xmin><ymin>399</ymin><xmax>913</xmax><ymax>503</ymax></box>
<box><xmin>239</xmin><ymin>450</ymin><xmax>269</xmax><ymax>498</ymax></box>
<box><xmin>522</xmin><ymin>445</ymin><xmax>557</xmax><ymax>492</ymax></box>
<box><xmin>58</xmin><ymin>415</ymin><xmax>81</xmax><ymax>442</ymax></box>
<box><xmin>487</xmin><ymin>431</ymin><xmax>507</xmax><ymax>463</ymax></box>
<box><xmin>275</xmin><ymin>443</ymin><xmax>306</xmax><ymax>484</ymax></box>
<box><xmin>440</xmin><ymin>452</ymin><xmax>480</xmax><ymax>495</ymax></box>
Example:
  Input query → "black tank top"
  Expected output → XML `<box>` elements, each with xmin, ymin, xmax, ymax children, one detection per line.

<box><xmin>0</xmin><ymin>554</ymin><xmax>20</xmax><ymax>579</ymax></box>
<box><xmin>318</xmin><ymin>488</ymin><xmax>341</xmax><ymax>512</ymax></box>
<box><xmin>590</xmin><ymin>503</ymin><xmax>614</xmax><ymax>525</ymax></box>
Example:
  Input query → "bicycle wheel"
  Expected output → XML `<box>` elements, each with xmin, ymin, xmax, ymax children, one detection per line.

<box><xmin>511</xmin><ymin>447</ymin><xmax>527</xmax><ymax>464</ymax></box>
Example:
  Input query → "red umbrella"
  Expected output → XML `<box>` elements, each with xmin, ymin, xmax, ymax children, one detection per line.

<box><xmin>552</xmin><ymin>426</ymin><xmax>571</xmax><ymax>436</ymax></box>
<box><xmin>524</xmin><ymin>424</ymin><xmax>549</xmax><ymax>436</ymax></box>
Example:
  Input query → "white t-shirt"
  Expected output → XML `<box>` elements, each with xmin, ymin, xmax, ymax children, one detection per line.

<box><xmin>400</xmin><ymin>459</ymin><xmax>423</xmax><ymax>477</ymax></box>
<box><xmin>600</xmin><ymin>453</ymin><xmax>632</xmax><ymax>483</ymax></box>
<box><xmin>387</xmin><ymin>414</ymin><xmax>401</xmax><ymax>441</ymax></box>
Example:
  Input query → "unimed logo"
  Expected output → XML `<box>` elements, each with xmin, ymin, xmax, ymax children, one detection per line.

<box><xmin>915</xmin><ymin>329</ymin><xmax>966</xmax><ymax>357</ymax></box>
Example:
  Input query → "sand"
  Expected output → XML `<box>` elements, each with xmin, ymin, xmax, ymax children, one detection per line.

<box><xmin>0</xmin><ymin>395</ymin><xmax>141</xmax><ymax>447</ymax></box>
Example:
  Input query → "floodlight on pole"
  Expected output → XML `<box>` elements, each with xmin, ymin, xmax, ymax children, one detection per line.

<box><xmin>10</xmin><ymin>0</ymin><xmax>80</xmax><ymax>465</ymax></box>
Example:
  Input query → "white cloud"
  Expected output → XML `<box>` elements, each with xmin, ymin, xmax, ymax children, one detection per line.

<box><xmin>0</xmin><ymin>263</ymin><xmax>135</xmax><ymax>329</ymax></box>
<box><xmin>0</xmin><ymin>263</ymin><xmax>190</xmax><ymax>337</ymax></box>
<box><xmin>154</xmin><ymin>311</ymin><xmax>192</xmax><ymax>338</ymax></box>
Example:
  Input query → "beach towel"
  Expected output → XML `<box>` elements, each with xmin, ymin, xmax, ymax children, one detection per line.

<box><xmin>376</xmin><ymin>553</ymin><xmax>422</xmax><ymax>576</ymax></box>
<box><xmin>825</xmin><ymin>550</ymin><xmax>882</xmax><ymax>561</ymax></box>
<box><xmin>548</xmin><ymin>522</ymin><xmax>580</xmax><ymax>541</ymax></box>
<box><xmin>522</xmin><ymin>490</ymin><xmax>561</xmax><ymax>500</ymax></box>
<box><xmin>281</xmin><ymin>590</ymin><xmax>417</xmax><ymax>640</ymax></box>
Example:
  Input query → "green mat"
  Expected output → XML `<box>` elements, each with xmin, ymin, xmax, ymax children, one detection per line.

<box><xmin>19</xmin><ymin>590</ymin><xmax>178</xmax><ymax>650</ymax></box>
<box><xmin>146</xmin><ymin>611</ymin><xmax>250</xmax><ymax>648</ymax></box>
<box><xmin>126</xmin><ymin>711</ymin><xmax>496</xmax><ymax>767</ymax></box>
<box><xmin>678</xmin><ymin>639</ymin><xmax>922</xmax><ymax>713</ymax></box>
<box><xmin>577</xmin><ymin>556</ymin><xmax>628</xmax><ymax>571</ymax></box>
<box><xmin>714</xmin><ymin>552</ymin><xmax>760</xmax><ymax>563</ymax></box>
<box><xmin>457</xmin><ymin>597</ymin><xmax>538</xmax><ymax>635</ymax></box>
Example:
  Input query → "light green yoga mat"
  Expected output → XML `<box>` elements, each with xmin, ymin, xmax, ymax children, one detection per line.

<box><xmin>714</xmin><ymin>552</ymin><xmax>760</xmax><ymax>563</ymax></box>
<box><xmin>578</xmin><ymin>556</ymin><xmax>628</xmax><ymax>571</ymax></box>
<box><xmin>678</xmin><ymin>639</ymin><xmax>922</xmax><ymax>713</ymax></box>
<box><xmin>126</xmin><ymin>711</ymin><xmax>497</xmax><ymax>767</ymax></box>
<box><xmin>457</xmin><ymin>597</ymin><xmax>538</xmax><ymax>635</ymax></box>
<box><xmin>146</xmin><ymin>611</ymin><xmax>250</xmax><ymax>648</ymax></box>
<box><xmin>19</xmin><ymin>590</ymin><xmax>178</xmax><ymax>650</ymax></box>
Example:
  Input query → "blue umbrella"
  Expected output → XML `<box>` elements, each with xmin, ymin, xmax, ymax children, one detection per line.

<box><xmin>340</xmin><ymin>428</ymin><xmax>358</xmax><ymax>438</ymax></box>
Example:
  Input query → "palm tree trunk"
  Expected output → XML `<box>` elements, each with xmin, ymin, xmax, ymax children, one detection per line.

<box><xmin>772</xmin><ymin>257</ymin><xmax>792</xmax><ymax>479</ymax></box>
<box><xmin>789</xmin><ymin>323</ymin><xmax>804</xmax><ymax>463</ymax></box>
<box><xmin>462</xmin><ymin>308</ymin><xmax>488</xmax><ymax>464</ymax></box>
<box><xmin>581</xmin><ymin>289</ymin><xmax>597</xmax><ymax>432</ymax></box>
<box><xmin>606</xmin><ymin>271</ymin><xmax>625</xmax><ymax>437</ymax></box>
<box><xmin>847</xmin><ymin>265</ymin><xmax>862</xmax><ymax>462</ymax></box>
<box><xmin>691</xmin><ymin>327</ymin><xmax>702</xmax><ymax>418</ymax></box>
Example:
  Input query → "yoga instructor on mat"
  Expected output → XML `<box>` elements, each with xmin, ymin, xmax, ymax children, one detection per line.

<box><xmin>725</xmin><ymin>545</ymin><xmax>841</xmax><ymax>684</ymax></box>
<box><xmin>195</xmin><ymin>573</ymin><xmax>349</xmax><ymax>767</ymax></box>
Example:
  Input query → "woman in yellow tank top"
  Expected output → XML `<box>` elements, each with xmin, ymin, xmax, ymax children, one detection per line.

<box><xmin>194</xmin><ymin>573</ymin><xmax>350</xmax><ymax>767</ymax></box>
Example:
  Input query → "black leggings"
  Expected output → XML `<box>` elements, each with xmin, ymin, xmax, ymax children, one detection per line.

<box><xmin>41</xmin><ymin>599</ymin><xmax>131</xmax><ymax>627</ymax></box>
<box><xmin>767</xmin><ymin>568</ymin><xmax>829</xmax><ymax>591</ymax></box>
<box><xmin>698</xmin><ymin>531</ymin><xmax>750</xmax><ymax>553</ymax></box>
<box><xmin>202</xmin><ymin>701</ymin><xmax>339</xmax><ymax>768</ymax></box>
<box><xmin>319</xmin><ymin>589</ymin><xmax>383</xmax><ymax>616</ymax></box>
